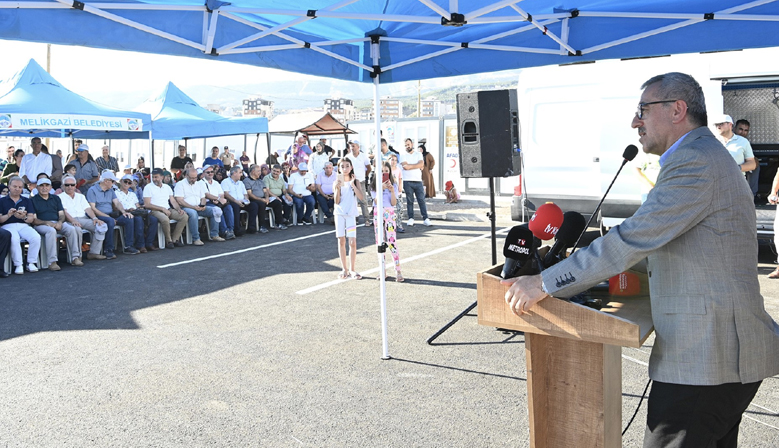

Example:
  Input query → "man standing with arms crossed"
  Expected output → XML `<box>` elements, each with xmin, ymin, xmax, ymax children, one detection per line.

<box><xmin>504</xmin><ymin>73</ymin><xmax>779</xmax><ymax>447</ymax></box>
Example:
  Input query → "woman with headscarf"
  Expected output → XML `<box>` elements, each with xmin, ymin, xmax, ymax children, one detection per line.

<box><xmin>420</xmin><ymin>143</ymin><xmax>436</xmax><ymax>199</ymax></box>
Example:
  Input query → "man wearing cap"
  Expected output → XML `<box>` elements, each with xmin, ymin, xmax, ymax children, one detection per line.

<box><xmin>31</xmin><ymin>176</ymin><xmax>82</xmax><ymax>269</ymax></box>
<box><xmin>87</xmin><ymin>171</ymin><xmax>129</xmax><ymax>259</ymax></box>
<box><xmin>116</xmin><ymin>174</ymin><xmax>156</xmax><ymax>253</ymax></box>
<box><xmin>144</xmin><ymin>168</ymin><xmax>188</xmax><ymax>249</ymax></box>
<box><xmin>175</xmin><ymin>168</ymin><xmax>223</xmax><ymax>245</ymax></box>
<box><xmin>713</xmin><ymin>114</ymin><xmax>756</xmax><ymax>175</ymax></box>
<box><xmin>72</xmin><ymin>144</ymin><xmax>100</xmax><ymax>194</ymax></box>
<box><xmin>19</xmin><ymin>137</ymin><xmax>52</xmax><ymax>185</ymax></box>
<box><xmin>203</xmin><ymin>146</ymin><xmax>224</xmax><ymax>169</ymax></box>
<box><xmin>170</xmin><ymin>145</ymin><xmax>193</xmax><ymax>176</ymax></box>
<box><xmin>287</xmin><ymin>162</ymin><xmax>316</xmax><ymax>225</ymax></box>
<box><xmin>0</xmin><ymin>176</ymin><xmax>42</xmax><ymax>274</ymax></box>
<box><xmin>220</xmin><ymin>146</ymin><xmax>234</xmax><ymax>168</ymax></box>
<box><xmin>96</xmin><ymin>145</ymin><xmax>119</xmax><ymax>174</ymax></box>
<box><xmin>345</xmin><ymin>140</ymin><xmax>372</xmax><ymax>225</ymax></box>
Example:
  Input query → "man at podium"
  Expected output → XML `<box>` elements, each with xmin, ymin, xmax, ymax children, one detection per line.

<box><xmin>503</xmin><ymin>72</ymin><xmax>779</xmax><ymax>448</ymax></box>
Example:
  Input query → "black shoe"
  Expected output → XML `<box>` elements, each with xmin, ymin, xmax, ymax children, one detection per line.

<box><xmin>303</xmin><ymin>219</ymin><xmax>313</xmax><ymax>226</ymax></box>
<box><xmin>259</xmin><ymin>227</ymin><xmax>269</xmax><ymax>233</ymax></box>
<box><xmin>165</xmin><ymin>242</ymin><xmax>175</xmax><ymax>249</ymax></box>
<box><xmin>174</xmin><ymin>241</ymin><xmax>185</xmax><ymax>247</ymax></box>
<box><xmin>0</xmin><ymin>271</ymin><xmax>8</xmax><ymax>278</ymax></box>
<box><xmin>105</xmin><ymin>252</ymin><xmax>117</xmax><ymax>260</ymax></box>
<box><xmin>247</xmin><ymin>228</ymin><xmax>258</xmax><ymax>234</ymax></box>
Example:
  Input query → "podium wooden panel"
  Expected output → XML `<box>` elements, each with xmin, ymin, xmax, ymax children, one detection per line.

<box><xmin>477</xmin><ymin>264</ymin><xmax>654</xmax><ymax>448</ymax></box>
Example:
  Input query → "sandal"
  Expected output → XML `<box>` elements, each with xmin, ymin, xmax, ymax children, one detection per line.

<box><xmin>349</xmin><ymin>271</ymin><xmax>363</xmax><ymax>280</ymax></box>
<box><xmin>395</xmin><ymin>274</ymin><xmax>404</xmax><ymax>283</ymax></box>
<box><xmin>337</xmin><ymin>271</ymin><xmax>349</xmax><ymax>280</ymax></box>
<box><xmin>365</xmin><ymin>221</ymin><xmax>373</xmax><ymax>227</ymax></box>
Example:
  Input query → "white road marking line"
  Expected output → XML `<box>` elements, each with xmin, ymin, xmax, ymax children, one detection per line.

<box><xmin>156</xmin><ymin>227</ymin><xmax>339</xmax><ymax>268</ymax></box>
<box><xmin>295</xmin><ymin>227</ymin><xmax>510</xmax><ymax>295</ymax></box>
<box><xmin>744</xmin><ymin>414</ymin><xmax>779</xmax><ymax>431</ymax></box>
<box><xmin>621</xmin><ymin>354</ymin><xmax>649</xmax><ymax>367</ymax></box>
<box><xmin>749</xmin><ymin>402</ymin><xmax>779</xmax><ymax>415</ymax></box>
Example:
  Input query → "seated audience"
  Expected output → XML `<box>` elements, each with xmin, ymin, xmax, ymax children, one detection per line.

<box><xmin>200</xmin><ymin>165</ymin><xmax>235</xmax><ymax>240</ymax></box>
<box><xmin>287</xmin><ymin>162</ymin><xmax>316</xmax><ymax>225</ymax></box>
<box><xmin>221</xmin><ymin>166</ymin><xmax>250</xmax><ymax>236</ymax></box>
<box><xmin>31</xmin><ymin>176</ymin><xmax>81</xmax><ymax>269</ymax></box>
<box><xmin>243</xmin><ymin>165</ymin><xmax>271</xmax><ymax>234</ymax></box>
<box><xmin>174</xmin><ymin>168</ymin><xmax>223</xmax><ymax>245</ymax></box>
<box><xmin>59</xmin><ymin>175</ymin><xmax>105</xmax><ymax>260</ymax></box>
<box><xmin>0</xmin><ymin>176</ymin><xmax>42</xmax><ymax>273</ymax></box>
<box><xmin>143</xmin><ymin>168</ymin><xmax>188</xmax><ymax>249</ymax></box>
<box><xmin>116</xmin><ymin>174</ymin><xmax>157</xmax><ymax>253</ymax></box>
<box><xmin>264</xmin><ymin>164</ymin><xmax>292</xmax><ymax>227</ymax></box>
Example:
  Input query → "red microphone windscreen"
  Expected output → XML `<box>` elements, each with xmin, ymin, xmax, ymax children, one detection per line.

<box><xmin>528</xmin><ymin>203</ymin><xmax>563</xmax><ymax>240</ymax></box>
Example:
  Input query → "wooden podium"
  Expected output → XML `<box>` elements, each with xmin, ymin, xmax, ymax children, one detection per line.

<box><xmin>477</xmin><ymin>265</ymin><xmax>654</xmax><ymax>448</ymax></box>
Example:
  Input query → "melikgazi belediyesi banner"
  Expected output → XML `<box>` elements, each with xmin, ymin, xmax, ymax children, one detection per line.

<box><xmin>0</xmin><ymin>113</ymin><xmax>143</xmax><ymax>131</ymax></box>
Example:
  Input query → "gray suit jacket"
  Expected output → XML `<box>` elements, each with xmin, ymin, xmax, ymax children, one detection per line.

<box><xmin>543</xmin><ymin>126</ymin><xmax>779</xmax><ymax>385</ymax></box>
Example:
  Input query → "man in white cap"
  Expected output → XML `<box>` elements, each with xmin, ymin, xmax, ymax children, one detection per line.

<box><xmin>86</xmin><ymin>171</ymin><xmax>125</xmax><ymax>259</ymax></box>
<box><xmin>116</xmin><ymin>173</ymin><xmax>155</xmax><ymax>253</ymax></box>
<box><xmin>73</xmin><ymin>144</ymin><xmax>100</xmax><ymax>194</ymax></box>
<box><xmin>287</xmin><ymin>162</ymin><xmax>316</xmax><ymax>225</ymax></box>
<box><xmin>31</xmin><ymin>175</ymin><xmax>82</xmax><ymax>269</ymax></box>
<box><xmin>713</xmin><ymin>114</ymin><xmax>756</xmax><ymax>175</ymax></box>
<box><xmin>59</xmin><ymin>175</ymin><xmax>105</xmax><ymax>260</ymax></box>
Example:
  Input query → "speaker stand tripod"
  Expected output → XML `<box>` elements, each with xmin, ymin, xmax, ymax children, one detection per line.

<box><xmin>427</xmin><ymin>177</ymin><xmax>498</xmax><ymax>344</ymax></box>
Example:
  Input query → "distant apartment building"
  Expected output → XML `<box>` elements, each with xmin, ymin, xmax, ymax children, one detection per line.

<box><xmin>206</xmin><ymin>104</ymin><xmax>222</xmax><ymax>114</ymax></box>
<box><xmin>243</xmin><ymin>97</ymin><xmax>274</xmax><ymax>118</ymax></box>
<box><xmin>369</xmin><ymin>97</ymin><xmax>403</xmax><ymax>120</ymax></box>
<box><xmin>324</xmin><ymin>98</ymin><xmax>355</xmax><ymax>122</ymax></box>
<box><xmin>420</xmin><ymin>99</ymin><xmax>442</xmax><ymax>117</ymax></box>
<box><xmin>356</xmin><ymin>108</ymin><xmax>372</xmax><ymax>121</ymax></box>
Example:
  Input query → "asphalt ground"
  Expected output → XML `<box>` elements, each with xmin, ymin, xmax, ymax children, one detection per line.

<box><xmin>0</xmin><ymin>198</ymin><xmax>777</xmax><ymax>447</ymax></box>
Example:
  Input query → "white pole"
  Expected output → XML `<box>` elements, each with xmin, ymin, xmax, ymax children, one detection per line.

<box><xmin>372</xmin><ymin>38</ymin><xmax>389</xmax><ymax>360</ymax></box>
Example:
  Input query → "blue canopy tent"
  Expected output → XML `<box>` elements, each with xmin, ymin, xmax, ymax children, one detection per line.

<box><xmin>5</xmin><ymin>0</ymin><xmax>779</xmax><ymax>358</ymax></box>
<box><xmin>0</xmin><ymin>59</ymin><xmax>151</xmax><ymax>139</ymax></box>
<box><xmin>134</xmin><ymin>81</ymin><xmax>268</xmax><ymax>166</ymax></box>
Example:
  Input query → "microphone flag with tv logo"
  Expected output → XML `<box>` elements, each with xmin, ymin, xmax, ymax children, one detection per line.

<box><xmin>528</xmin><ymin>202</ymin><xmax>564</xmax><ymax>240</ymax></box>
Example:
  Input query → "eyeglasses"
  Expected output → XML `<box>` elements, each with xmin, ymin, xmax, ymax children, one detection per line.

<box><xmin>204</xmin><ymin>171</ymin><xmax>213</xmax><ymax>174</ymax></box>
<box><xmin>63</xmin><ymin>184</ymin><xmax>76</xmax><ymax>187</ymax></box>
<box><xmin>122</xmin><ymin>180</ymin><xmax>132</xmax><ymax>184</ymax></box>
<box><xmin>636</xmin><ymin>100</ymin><xmax>679</xmax><ymax>119</ymax></box>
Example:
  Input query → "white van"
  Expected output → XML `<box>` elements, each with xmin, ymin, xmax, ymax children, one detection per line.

<box><xmin>511</xmin><ymin>56</ymin><xmax>725</xmax><ymax>229</ymax></box>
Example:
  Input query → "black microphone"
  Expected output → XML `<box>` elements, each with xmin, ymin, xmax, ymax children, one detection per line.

<box><xmin>501</xmin><ymin>225</ymin><xmax>536</xmax><ymax>279</ymax></box>
<box><xmin>544</xmin><ymin>211</ymin><xmax>586</xmax><ymax>268</ymax></box>
<box><xmin>570</xmin><ymin>144</ymin><xmax>639</xmax><ymax>254</ymax></box>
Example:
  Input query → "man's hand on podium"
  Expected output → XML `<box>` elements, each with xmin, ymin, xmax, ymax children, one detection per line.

<box><xmin>501</xmin><ymin>274</ymin><xmax>550</xmax><ymax>316</ymax></box>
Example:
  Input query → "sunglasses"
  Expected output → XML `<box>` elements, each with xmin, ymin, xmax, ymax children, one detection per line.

<box><xmin>122</xmin><ymin>180</ymin><xmax>133</xmax><ymax>184</ymax></box>
<box><xmin>63</xmin><ymin>184</ymin><xmax>76</xmax><ymax>187</ymax></box>
<box><xmin>204</xmin><ymin>171</ymin><xmax>213</xmax><ymax>174</ymax></box>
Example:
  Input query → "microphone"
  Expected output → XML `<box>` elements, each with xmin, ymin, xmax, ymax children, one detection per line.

<box><xmin>501</xmin><ymin>225</ymin><xmax>536</xmax><ymax>279</ymax></box>
<box><xmin>543</xmin><ymin>211</ymin><xmax>586</xmax><ymax>268</ymax></box>
<box><xmin>570</xmin><ymin>144</ymin><xmax>639</xmax><ymax>254</ymax></box>
<box><xmin>528</xmin><ymin>202</ymin><xmax>564</xmax><ymax>240</ymax></box>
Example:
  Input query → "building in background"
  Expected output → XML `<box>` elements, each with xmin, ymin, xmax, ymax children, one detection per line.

<box><xmin>206</xmin><ymin>104</ymin><xmax>222</xmax><ymax>114</ymax></box>
<box><xmin>371</xmin><ymin>97</ymin><xmax>403</xmax><ymax>120</ymax></box>
<box><xmin>243</xmin><ymin>97</ymin><xmax>274</xmax><ymax>119</ymax></box>
<box><xmin>323</xmin><ymin>98</ymin><xmax>355</xmax><ymax>122</ymax></box>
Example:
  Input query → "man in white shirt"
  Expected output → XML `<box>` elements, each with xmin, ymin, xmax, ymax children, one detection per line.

<box><xmin>20</xmin><ymin>137</ymin><xmax>52</xmax><ymax>185</ymax></box>
<box><xmin>143</xmin><ymin>168</ymin><xmax>187</xmax><ymax>249</ymax></box>
<box><xmin>221</xmin><ymin>166</ymin><xmax>250</xmax><ymax>236</ymax></box>
<box><xmin>316</xmin><ymin>161</ymin><xmax>337</xmax><ymax>224</ymax></box>
<box><xmin>174</xmin><ymin>168</ymin><xmax>223</xmax><ymax>245</ymax></box>
<box><xmin>287</xmin><ymin>162</ymin><xmax>316</xmax><ymax>225</ymax></box>
<box><xmin>116</xmin><ymin>173</ymin><xmax>155</xmax><ymax>253</ymax></box>
<box><xmin>345</xmin><ymin>140</ymin><xmax>372</xmax><ymax>225</ymax></box>
<box><xmin>59</xmin><ymin>175</ymin><xmax>105</xmax><ymax>259</ymax></box>
<box><xmin>713</xmin><ymin>114</ymin><xmax>756</xmax><ymax>176</ymax></box>
<box><xmin>400</xmin><ymin>138</ymin><xmax>431</xmax><ymax>226</ymax></box>
<box><xmin>200</xmin><ymin>165</ymin><xmax>234</xmax><ymax>240</ymax></box>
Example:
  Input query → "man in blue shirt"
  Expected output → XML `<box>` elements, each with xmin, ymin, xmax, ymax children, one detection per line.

<box><xmin>203</xmin><ymin>146</ymin><xmax>224</xmax><ymax>168</ymax></box>
<box><xmin>0</xmin><ymin>176</ymin><xmax>41</xmax><ymax>273</ymax></box>
<box><xmin>32</xmin><ymin>176</ymin><xmax>83</xmax><ymax>269</ymax></box>
<box><xmin>87</xmin><ymin>171</ymin><xmax>126</xmax><ymax>259</ymax></box>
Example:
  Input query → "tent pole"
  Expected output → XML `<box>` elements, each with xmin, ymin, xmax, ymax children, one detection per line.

<box><xmin>149</xmin><ymin>137</ymin><xmax>154</xmax><ymax>169</ymax></box>
<box><xmin>254</xmin><ymin>133</ymin><xmax>259</xmax><ymax>165</ymax></box>
<box><xmin>266</xmin><ymin>132</ymin><xmax>271</xmax><ymax>165</ymax></box>
<box><xmin>372</xmin><ymin>38</ymin><xmax>389</xmax><ymax>361</ymax></box>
